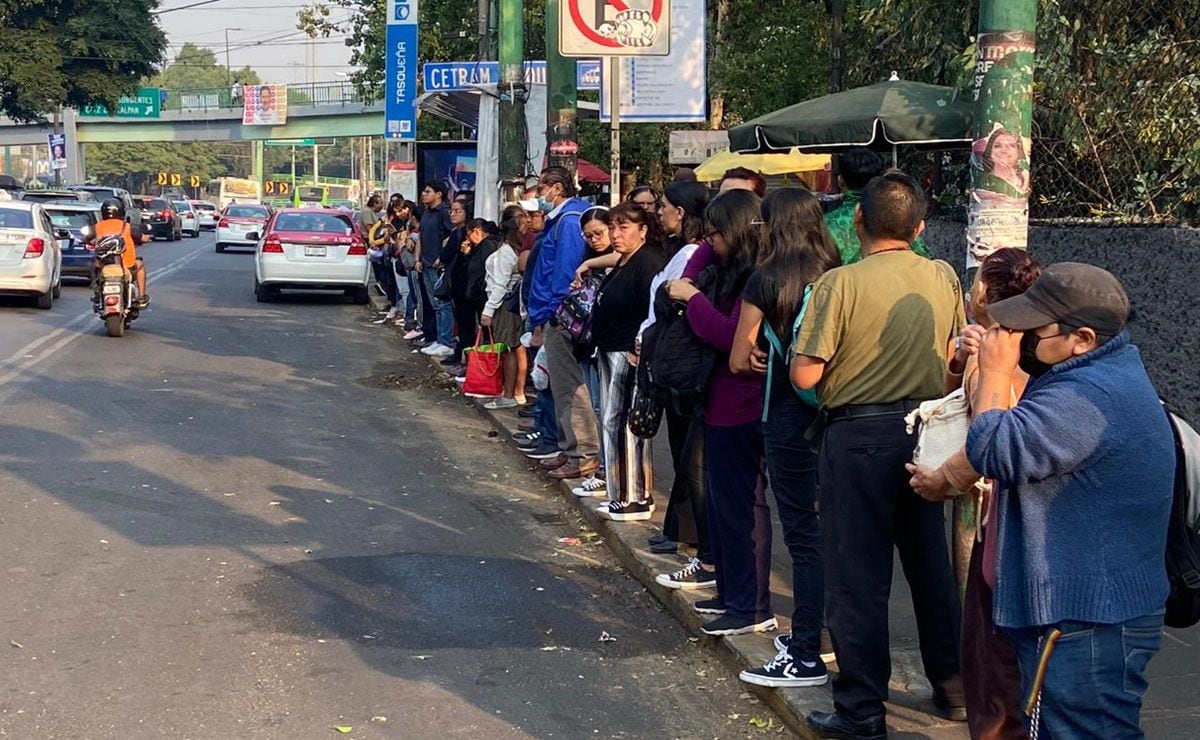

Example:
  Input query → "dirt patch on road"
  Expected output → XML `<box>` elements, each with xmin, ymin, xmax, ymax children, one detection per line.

<box><xmin>357</xmin><ymin>369</ymin><xmax>454</xmax><ymax>391</ymax></box>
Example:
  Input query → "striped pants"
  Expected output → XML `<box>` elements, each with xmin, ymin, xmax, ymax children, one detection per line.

<box><xmin>597</xmin><ymin>351</ymin><xmax>653</xmax><ymax>504</ymax></box>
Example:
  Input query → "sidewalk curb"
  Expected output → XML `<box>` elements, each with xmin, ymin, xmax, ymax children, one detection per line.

<box><xmin>401</xmin><ymin>339</ymin><xmax>966</xmax><ymax>739</ymax></box>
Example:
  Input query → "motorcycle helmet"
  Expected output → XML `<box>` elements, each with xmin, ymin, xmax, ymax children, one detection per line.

<box><xmin>100</xmin><ymin>197</ymin><xmax>125</xmax><ymax>220</ymax></box>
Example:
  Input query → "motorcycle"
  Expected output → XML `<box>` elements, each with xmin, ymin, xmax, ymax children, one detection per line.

<box><xmin>83</xmin><ymin>227</ymin><xmax>141</xmax><ymax>337</ymax></box>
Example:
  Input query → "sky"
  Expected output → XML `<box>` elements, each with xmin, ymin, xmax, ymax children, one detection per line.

<box><xmin>156</xmin><ymin>0</ymin><xmax>355</xmax><ymax>86</ymax></box>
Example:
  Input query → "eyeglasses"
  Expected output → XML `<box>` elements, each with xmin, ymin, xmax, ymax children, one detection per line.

<box><xmin>584</xmin><ymin>230</ymin><xmax>607</xmax><ymax>242</ymax></box>
<box><xmin>703</xmin><ymin>229</ymin><xmax>722</xmax><ymax>240</ymax></box>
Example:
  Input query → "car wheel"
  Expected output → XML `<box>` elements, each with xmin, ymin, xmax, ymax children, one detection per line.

<box><xmin>52</xmin><ymin>277</ymin><xmax>62</xmax><ymax>299</ymax></box>
<box><xmin>254</xmin><ymin>278</ymin><xmax>274</xmax><ymax>303</ymax></box>
<box><xmin>174</xmin><ymin>228</ymin><xmax>182</xmax><ymax>241</ymax></box>
<box><xmin>349</xmin><ymin>286</ymin><xmax>370</xmax><ymax>305</ymax></box>
<box><xmin>216</xmin><ymin>243</ymin><xmax>225</xmax><ymax>253</ymax></box>
<box><xmin>189</xmin><ymin>229</ymin><xmax>198</xmax><ymax>238</ymax></box>
<box><xmin>34</xmin><ymin>286</ymin><xmax>53</xmax><ymax>310</ymax></box>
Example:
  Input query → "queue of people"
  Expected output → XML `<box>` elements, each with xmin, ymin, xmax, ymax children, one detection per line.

<box><xmin>371</xmin><ymin>149</ymin><xmax>1177</xmax><ymax>740</ymax></box>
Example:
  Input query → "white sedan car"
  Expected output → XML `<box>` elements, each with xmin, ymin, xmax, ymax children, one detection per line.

<box><xmin>254</xmin><ymin>208</ymin><xmax>370</xmax><ymax>304</ymax></box>
<box><xmin>190</xmin><ymin>200</ymin><xmax>219</xmax><ymax>230</ymax></box>
<box><xmin>173</xmin><ymin>200</ymin><xmax>201</xmax><ymax>238</ymax></box>
<box><xmin>0</xmin><ymin>201</ymin><xmax>63</xmax><ymax>309</ymax></box>
<box><xmin>216</xmin><ymin>204</ymin><xmax>271</xmax><ymax>253</ymax></box>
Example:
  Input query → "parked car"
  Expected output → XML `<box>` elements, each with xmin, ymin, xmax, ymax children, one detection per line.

<box><xmin>142</xmin><ymin>197</ymin><xmax>183</xmax><ymax>240</ymax></box>
<box><xmin>173</xmin><ymin>200</ymin><xmax>201</xmax><ymax>238</ymax></box>
<box><xmin>0</xmin><ymin>201</ymin><xmax>64</xmax><ymax>309</ymax></box>
<box><xmin>44</xmin><ymin>203</ymin><xmax>101</xmax><ymax>280</ymax></box>
<box><xmin>190</xmin><ymin>200</ymin><xmax>219</xmax><ymax>230</ymax></box>
<box><xmin>254</xmin><ymin>208</ymin><xmax>369</xmax><ymax>304</ymax></box>
<box><xmin>216</xmin><ymin>203</ymin><xmax>270</xmax><ymax>253</ymax></box>
<box><xmin>21</xmin><ymin>189</ymin><xmax>96</xmax><ymax>204</ymax></box>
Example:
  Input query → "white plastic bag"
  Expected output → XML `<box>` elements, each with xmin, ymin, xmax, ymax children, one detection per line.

<box><xmin>905</xmin><ymin>387</ymin><xmax>971</xmax><ymax>471</ymax></box>
<box><xmin>531</xmin><ymin>346</ymin><xmax>550</xmax><ymax>391</ymax></box>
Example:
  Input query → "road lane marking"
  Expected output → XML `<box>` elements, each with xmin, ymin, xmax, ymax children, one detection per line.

<box><xmin>0</xmin><ymin>242</ymin><xmax>213</xmax><ymax>393</ymax></box>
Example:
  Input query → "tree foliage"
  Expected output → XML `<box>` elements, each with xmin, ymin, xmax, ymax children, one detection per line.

<box><xmin>0</xmin><ymin>0</ymin><xmax>167</xmax><ymax>122</ymax></box>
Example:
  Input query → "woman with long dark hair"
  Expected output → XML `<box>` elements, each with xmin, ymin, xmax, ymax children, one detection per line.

<box><xmin>481</xmin><ymin>205</ymin><xmax>528</xmax><ymax>409</ymax></box>
<box><xmin>730</xmin><ymin>187</ymin><xmax>841</xmax><ymax>687</ymax></box>
<box><xmin>590</xmin><ymin>203</ymin><xmax>666</xmax><ymax>520</ymax></box>
<box><xmin>446</xmin><ymin>215</ymin><xmax>496</xmax><ymax>375</ymax></box>
<box><xmin>664</xmin><ymin>189</ymin><xmax>773</xmax><ymax>635</ymax></box>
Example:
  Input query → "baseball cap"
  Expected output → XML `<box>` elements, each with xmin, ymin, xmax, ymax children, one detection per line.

<box><xmin>988</xmin><ymin>262</ymin><xmax>1129</xmax><ymax>336</ymax></box>
<box><xmin>518</xmin><ymin>198</ymin><xmax>540</xmax><ymax>212</ymax></box>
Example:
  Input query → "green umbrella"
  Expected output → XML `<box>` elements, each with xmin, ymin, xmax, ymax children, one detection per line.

<box><xmin>729</xmin><ymin>74</ymin><xmax>973</xmax><ymax>155</ymax></box>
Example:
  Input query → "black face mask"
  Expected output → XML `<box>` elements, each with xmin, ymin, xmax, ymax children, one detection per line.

<box><xmin>1018</xmin><ymin>331</ymin><xmax>1056</xmax><ymax>378</ymax></box>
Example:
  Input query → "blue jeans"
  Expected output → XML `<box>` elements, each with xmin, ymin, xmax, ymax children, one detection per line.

<box><xmin>534</xmin><ymin>387</ymin><xmax>559</xmax><ymax>449</ymax></box>
<box><xmin>581</xmin><ymin>357</ymin><xmax>605</xmax><ymax>475</ymax></box>
<box><xmin>418</xmin><ymin>268</ymin><xmax>455</xmax><ymax>347</ymax></box>
<box><xmin>764</xmin><ymin>394</ymin><xmax>823</xmax><ymax>661</ymax></box>
<box><xmin>1004</xmin><ymin>611</ymin><xmax>1164</xmax><ymax>739</ymax></box>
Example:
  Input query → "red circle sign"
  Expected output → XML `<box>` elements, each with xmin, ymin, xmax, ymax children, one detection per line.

<box><xmin>567</xmin><ymin>0</ymin><xmax>664</xmax><ymax>48</ymax></box>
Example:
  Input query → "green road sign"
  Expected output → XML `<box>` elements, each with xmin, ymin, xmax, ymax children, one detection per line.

<box><xmin>265</xmin><ymin>138</ymin><xmax>317</xmax><ymax>146</ymax></box>
<box><xmin>81</xmin><ymin>88</ymin><xmax>161</xmax><ymax>118</ymax></box>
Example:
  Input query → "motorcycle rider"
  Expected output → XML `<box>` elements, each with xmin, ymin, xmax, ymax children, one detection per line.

<box><xmin>93</xmin><ymin>198</ymin><xmax>149</xmax><ymax>309</ymax></box>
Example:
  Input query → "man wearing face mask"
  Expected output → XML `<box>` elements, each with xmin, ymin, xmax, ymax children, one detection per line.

<box><xmin>967</xmin><ymin>263</ymin><xmax>1174</xmax><ymax>738</ymax></box>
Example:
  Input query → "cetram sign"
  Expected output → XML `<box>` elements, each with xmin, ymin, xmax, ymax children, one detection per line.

<box><xmin>560</xmin><ymin>0</ymin><xmax>671</xmax><ymax>57</ymax></box>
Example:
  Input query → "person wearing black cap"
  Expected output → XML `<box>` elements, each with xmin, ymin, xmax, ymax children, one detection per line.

<box><xmin>967</xmin><ymin>263</ymin><xmax>1175</xmax><ymax>738</ymax></box>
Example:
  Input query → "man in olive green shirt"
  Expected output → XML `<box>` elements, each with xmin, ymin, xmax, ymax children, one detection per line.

<box><xmin>825</xmin><ymin>148</ymin><xmax>931</xmax><ymax>265</ymax></box>
<box><xmin>792</xmin><ymin>171</ymin><xmax>966</xmax><ymax>737</ymax></box>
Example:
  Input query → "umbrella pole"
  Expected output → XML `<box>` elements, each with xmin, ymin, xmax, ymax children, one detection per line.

<box><xmin>892</xmin><ymin>145</ymin><xmax>897</xmax><ymax>168</ymax></box>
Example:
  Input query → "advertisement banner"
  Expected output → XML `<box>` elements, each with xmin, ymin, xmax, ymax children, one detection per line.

<box><xmin>47</xmin><ymin>134</ymin><xmax>67</xmax><ymax>171</ymax></box>
<box><xmin>385</xmin><ymin>0</ymin><xmax>419</xmax><ymax>141</ymax></box>
<box><xmin>242</xmin><ymin>84</ymin><xmax>289</xmax><ymax>125</ymax></box>
<box><xmin>416</xmin><ymin>143</ymin><xmax>478</xmax><ymax>203</ymax></box>
<box><xmin>387</xmin><ymin>162</ymin><xmax>418</xmax><ymax>202</ymax></box>
<box><xmin>599</xmin><ymin>0</ymin><xmax>706</xmax><ymax>123</ymax></box>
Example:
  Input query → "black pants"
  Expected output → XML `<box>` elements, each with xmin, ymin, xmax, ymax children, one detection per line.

<box><xmin>451</xmin><ymin>296</ymin><xmax>483</xmax><ymax>362</ymax></box>
<box><xmin>372</xmin><ymin>257</ymin><xmax>397</xmax><ymax>306</ymax></box>
<box><xmin>662</xmin><ymin>407</ymin><xmax>710</xmax><ymax>563</ymax></box>
<box><xmin>819</xmin><ymin>412</ymin><xmax>962</xmax><ymax>721</ymax></box>
<box><xmin>706</xmin><ymin>421</ymin><xmax>772</xmax><ymax>622</ymax></box>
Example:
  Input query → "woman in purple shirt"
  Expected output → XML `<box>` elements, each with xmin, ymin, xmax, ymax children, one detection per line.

<box><xmin>665</xmin><ymin>189</ymin><xmax>774</xmax><ymax>636</ymax></box>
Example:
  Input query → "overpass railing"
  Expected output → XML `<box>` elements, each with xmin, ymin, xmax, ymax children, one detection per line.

<box><xmin>164</xmin><ymin>81</ymin><xmax>367</xmax><ymax>113</ymax></box>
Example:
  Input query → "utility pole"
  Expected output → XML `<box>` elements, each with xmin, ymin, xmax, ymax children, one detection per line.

<box><xmin>497</xmin><ymin>0</ymin><xmax>526</xmax><ymax>206</ymax></box>
<box><xmin>224</xmin><ymin>28</ymin><xmax>242</xmax><ymax>88</ymax></box>
<box><xmin>829</xmin><ymin>0</ymin><xmax>844</xmax><ymax>92</ymax></box>
<box><xmin>966</xmin><ymin>0</ymin><xmax>1037</xmax><ymax>267</ymax></box>
<box><xmin>544</xmin><ymin>0</ymin><xmax>578</xmax><ymax>183</ymax></box>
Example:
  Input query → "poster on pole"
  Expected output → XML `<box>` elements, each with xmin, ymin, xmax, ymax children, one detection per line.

<box><xmin>599</xmin><ymin>0</ymin><xmax>705</xmax><ymax>123</ymax></box>
<box><xmin>242</xmin><ymin>84</ymin><xmax>289</xmax><ymax>125</ymax></box>
<box><xmin>385</xmin><ymin>0</ymin><xmax>419</xmax><ymax>140</ymax></box>
<box><xmin>387</xmin><ymin>161</ymin><xmax>418</xmax><ymax>201</ymax></box>
<box><xmin>559</xmin><ymin>0</ymin><xmax>671</xmax><ymax>58</ymax></box>
<box><xmin>47</xmin><ymin>134</ymin><xmax>68</xmax><ymax>171</ymax></box>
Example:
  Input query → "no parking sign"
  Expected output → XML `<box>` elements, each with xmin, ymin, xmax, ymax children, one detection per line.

<box><xmin>559</xmin><ymin>0</ymin><xmax>670</xmax><ymax>57</ymax></box>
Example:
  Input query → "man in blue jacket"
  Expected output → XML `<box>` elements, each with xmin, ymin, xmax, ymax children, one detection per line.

<box><xmin>526</xmin><ymin>166</ymin><xmax>599</xmax><ymax>480</ymax></box>
<box><xmin>968</xmin><ymin>263</ymin><xmax>1174</xmax><ymax>739</ymax></box>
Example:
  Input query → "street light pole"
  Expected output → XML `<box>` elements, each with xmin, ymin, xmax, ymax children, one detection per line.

<box><xmin>225</xmin><ymin>28</ymin><xmax>243</xmax><ymax>88</ymax></box>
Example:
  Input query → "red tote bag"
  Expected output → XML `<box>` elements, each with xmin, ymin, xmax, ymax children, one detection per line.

<box><xmin>462</xmin><ymin>328</ymin><xmax>505</xmax><ymax>398</ymax></box>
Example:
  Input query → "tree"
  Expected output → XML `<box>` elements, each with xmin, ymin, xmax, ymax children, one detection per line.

<box><xmin>0</xmin><ymin>0</ymin><xmax>167</xmax><ymax>122</ymax></box>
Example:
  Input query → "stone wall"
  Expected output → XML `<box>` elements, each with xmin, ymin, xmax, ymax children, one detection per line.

<box><xmin>923</xmin><ymin>219</ymin><xmax>1200</xmax><ymax>421</ymax></box>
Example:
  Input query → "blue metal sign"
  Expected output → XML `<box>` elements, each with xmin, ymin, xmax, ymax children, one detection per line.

<box><xmin>385</xmin><ymin>0</ymin><xmax>419</xmax><ymax>141</ymax></box>
<box><xmin>422</xmin><ymin>60</ymin><xmax>601</xmax><ymax>92</ymax></box>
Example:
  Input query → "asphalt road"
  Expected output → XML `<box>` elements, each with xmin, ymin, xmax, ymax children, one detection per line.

<box><xmin>0</xmin><ymin>232</ymin><xmax>788</xmax><ymax>739</ymax></box>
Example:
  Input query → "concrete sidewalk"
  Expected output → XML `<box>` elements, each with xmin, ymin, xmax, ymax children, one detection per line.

<box><xmin>371</xmin><ymin>296</ymin><xmax>1199</xmax><ymax>738</ymax></box>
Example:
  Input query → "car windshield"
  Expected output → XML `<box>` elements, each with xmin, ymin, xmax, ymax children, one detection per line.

<box><xmin>148</xmin><ymin>199</ymin><xmax>170</xmax><ymax>210</ymax></box>
<box><xmin>193</xmin><ymin>203</ymin><xmax>216</xmax><ymax>211</ymax></box>
<box><xmin>227</xmin><ymin>206</ymin><xmax>268</xmax><ymax>219</ymax></box>
<box><xmin>0</xmin><ymin>208</ymin><xmax>34</xmax><ymax>229</ymax></box>
<box><xmin>274</xmin><ymin>213</ymin><xmax>353</xmax><ymax>234</ymax></box>
<box><xmin>47</xmin><ymin>211</ymin><xmax>96</xmax><ymax>229</ymax></box>
<box><xmin>22</xmin><ymin>193</ymin><xmax>82</xmax><ymax>203</ymax></box>
<box><xmin>71</xmin><ymin>187</ymin><xmax>117</xmax><ymax>199</ymax></box>
<box><xmin>173</xmin><ymin>201</ymin><xmax>192</xmax><ymax>212</ymax></box>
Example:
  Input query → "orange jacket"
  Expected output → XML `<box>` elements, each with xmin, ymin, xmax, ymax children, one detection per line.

<box><xmin>95</xmin><ymin>218</ymin><xmax>137</xmax><ymax>269</ymax></box>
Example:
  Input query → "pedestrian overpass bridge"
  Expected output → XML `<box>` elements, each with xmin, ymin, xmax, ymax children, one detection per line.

<box><xmin>0</xmin><ymin>82</ymin><xmax>382</xmax><ymax>149</ymax></box>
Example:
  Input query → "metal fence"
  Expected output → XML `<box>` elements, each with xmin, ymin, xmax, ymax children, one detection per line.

<box><xmin>162</xmin><ymin>81</ymin><xmax>364</xmax><ymax>114</ymax></box>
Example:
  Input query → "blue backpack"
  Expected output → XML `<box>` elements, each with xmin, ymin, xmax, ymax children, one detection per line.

<box><xmin>760</xmin><ymin>285</ymin><xmax>819</xmax><ymax>421</ymax></box>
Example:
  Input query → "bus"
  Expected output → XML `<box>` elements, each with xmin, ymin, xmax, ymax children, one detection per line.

<box><xmin>294</xmin><ymin>183</ymin><xmax>359</xmax><ymax>208</ymax></box>
<box><xmin>207</xmin><ymin>177</ymin><xmax>263</xmax><ymax>209</ymax></box>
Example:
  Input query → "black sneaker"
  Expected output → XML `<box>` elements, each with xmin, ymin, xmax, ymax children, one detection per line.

<box><xmin>440</xmin><ymin>356</ymin><xmax>460</xmax><ymax>367</ymax></box>
<box><xmin>597</xmin><ymin>499</ymin><xmax>654</xmax><ymax>522</ymax></box>
<box><xmin>932</xmin><ymin>690</ymin><xmax>968</xmax><ymax>722</ymax></box>
<box><xmin>806</xmin><ymin>711</ymin><xmax>886</xmax><ymax>740</ymax></box>
<box><xmin>740</xmin><ymin>647</ymin><xmax>828</xmax><ymax>688</ymax></box>
<box><xmin>655</xmin><ymin>558</ymin><xmax>717</xmax><ymax>590</ymax></box>
<box><xmin>523</xmin><ymin>442</ymin><xmax>563</xmax><ymax>460</ymax></box>
<box><xmin>776</xmin><ymin>631</ymin><xmax>838</xmax><ymax>663</ymax></box>
<box><xmin>692</xmin><ymin>597</ymin><xmax>727</xmax><ymax>615</ymax></box>
<box><xmin>701</xmin><ymin>614</ymin><xmax>777</xmax><ymax>637</ymax></box>
<box><xmin>518</xmin><ymin>406</ymin><xmax>537</xmax><ymax>418</ymax></box>
<box><xmin>513</xmin><ymin>431</ymin><xmax>540</xmax><ymax>445</ymax></box>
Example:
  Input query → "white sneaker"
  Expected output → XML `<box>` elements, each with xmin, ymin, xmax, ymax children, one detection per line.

<box><xmin>383</xmin><ymin>307</ymin><xmax>399</xmax><ymax>320</ymax></box>
<box><xmin>572</xmin><ymin>476</ymin><xmax>607</xmax><ymax>497</ymax></box>
<box><xmin>421</xmin><ymin>343</ymin><xmax>453</xmax><ymax>357</ymax></box>
<box><xmin>403</xmin><ymin>328</ymin><xmax>425</xmax><ymax>341</ymax></box>
<box><xmin>484</xmin><ymin>397</ymin><xmax>519</xmax><ymax>410</ymax></box>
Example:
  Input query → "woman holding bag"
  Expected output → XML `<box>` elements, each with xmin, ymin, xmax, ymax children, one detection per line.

<box><xmin>589</xmin><ymin>203</ymin><xmax>666</xmax><ymax>521</ymax></box>
<box><xmin>481</xmin><ymin>205</ymin><xmax>527</xmax><ymax>410</ymax></box>
<box><xmin>906</xmin><ymin>248</ymin><xmax>1042</xmax><ymax>740</ymax></box>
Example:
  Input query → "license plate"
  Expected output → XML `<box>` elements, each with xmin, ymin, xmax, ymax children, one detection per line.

<box><xmin>102</xmin><ymin>284</ymin><xmax>122</xmax><ymax>294</ymax></box>
<box><xmin>304</xmin><ymin>246</ymin><xmax>327</xmax><ymax>257</ymax></box>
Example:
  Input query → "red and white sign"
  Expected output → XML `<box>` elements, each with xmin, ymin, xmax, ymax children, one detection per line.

<box><xmin>559</xmin><ymin>0</ymin><xmax>670</xmax><ymax>58</ymax></box>
<box><xmin>242</xmin><ymin>84</ymin><xmax>289</xmax><ymax>126</ymax></box>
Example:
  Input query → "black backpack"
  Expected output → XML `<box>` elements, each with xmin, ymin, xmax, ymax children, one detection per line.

<box><xmin>1164</xmin><ymin>403</ymin><xmax>1200</xmax><ymax>629</ymax></box>
<box><xmin>644</xmin><ymin>267</ymin><xmax>720</xmax><ymax>416</ymax></box>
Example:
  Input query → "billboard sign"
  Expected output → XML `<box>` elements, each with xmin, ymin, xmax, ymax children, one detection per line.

<box><xmin>599</xmin><ymin>0</ymin><xmax>706</xmax><ymax>123</ymax></box>
<box><xmin>243</xmin><ymin>84</ymin><xmax>289</xmax><ymax>125</ymax></box>
<box><xmin>385</xmin><ymin>0</ymin><xmax>419</xmax><ymax>140</ymax></box>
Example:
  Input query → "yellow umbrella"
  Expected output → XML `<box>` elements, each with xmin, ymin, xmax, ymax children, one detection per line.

<box><xmin>693</xmin><ymin>148</ymin><xmax>831</xmax><ymax>182</ymax></box>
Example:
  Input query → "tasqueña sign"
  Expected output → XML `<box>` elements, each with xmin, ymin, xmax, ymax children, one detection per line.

<box><xmin>385</xmin><ymin>0</ymin><xmax>419</xmax><ymax>140</ymax></box>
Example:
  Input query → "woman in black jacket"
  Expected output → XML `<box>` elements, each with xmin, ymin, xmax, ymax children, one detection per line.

<box><xmin>446</xmin><ymin>217</ymin><xmax>498</xmax><ymax>371</ymax></box>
